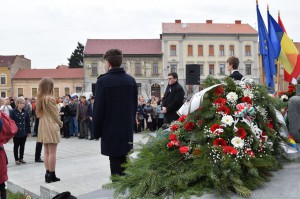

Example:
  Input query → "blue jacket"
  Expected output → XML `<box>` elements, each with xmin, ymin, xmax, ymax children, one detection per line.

<box><xmin>10</xmin><ymin>109</ymin><xmax>30</xmax><ymax>138</ymax></box>
<box><xmin>93</xmin><ymin>68</ymin><xmax>137</xmax><ymax>156</ymax></box>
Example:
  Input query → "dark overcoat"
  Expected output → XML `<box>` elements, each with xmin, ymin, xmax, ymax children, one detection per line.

<box><xmin>93</xmin><ymin>68</ymin><xmax>137</xmax><ymax>156</ymax></box>
<box><xmin>161</xmin><ymin>81</ymin><xmax>185</xmax><ymax>123</ymax></box>
<box><xmin>229</xmin><ymin>71</ymin><xmax>243</xmax><ymax>81</ymax></box>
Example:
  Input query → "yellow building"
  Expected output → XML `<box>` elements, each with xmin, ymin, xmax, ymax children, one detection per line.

<box><xmin>0</xmin><ymin>55</ymin><xmax>31</xmax><ymax>97</ymax></box>
<box><xmin>12</xmin><ymin>67</ymin><xmax>84</xmax><ymax>98</ymax></box>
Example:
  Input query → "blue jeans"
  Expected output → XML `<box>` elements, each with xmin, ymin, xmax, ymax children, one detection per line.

<box><xmin>69</xmin><ymin>116</ymin><xmax>78</xmax><ymax>136</ymax></box>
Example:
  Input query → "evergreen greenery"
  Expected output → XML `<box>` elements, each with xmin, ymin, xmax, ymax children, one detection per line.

<box><xmin>68</xmin><ymin>42</ymin><xmax>84</xmax><ymax>68</ymax></box>
<box><xmin>105</xmin><ymin>77</ymin><xmax>287</xmax><ymax>198</ymax></box>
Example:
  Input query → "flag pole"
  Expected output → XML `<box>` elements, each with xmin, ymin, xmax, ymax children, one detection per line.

<box><xmin>276</xmin><ymin>60</ymin><xmax>280</xmax><ymax>97</ymax></box>
<box><xmin>259</xmin><ymin>54</ymin><xmax>265</xmax><ymax>85</ymax></box>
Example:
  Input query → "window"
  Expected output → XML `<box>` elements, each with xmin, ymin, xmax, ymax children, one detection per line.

<box><xmin>91</xmin><ymin>63</ymin><xmax>98</xmax><ymax>76</ymax></box>
<box><xmin>188</xmin><ymin>45</ymin><xmax>193</xmax><ymax>56</ymax></box>
<box><xmin>219</xmin><ymin>64</ymin><xmax>225</xmax><ymax>75</ymax></box>
<box><xmin>76</xmin><ymin>87</ymin><xmax>82</xmax><ymax>93</ymax></box>
<box><xmin>229</xmin><ymin>45</ymin><xmax>235</xmax><ymax>56</ymax></box>
<box><xmin>219</xmin><ymin>45</ymin><xmax>225</xmax><ymax>56</ymax></box>
<box><xmin>209</xmin><ymin>45</ymin><xmax>214</xmax><ymax>56</ymax></box>
<box><xmin>137</xmin><ymin>83</ymin><xmax>142</xmax><ymax>95</ymax></box>
<box><xmin>170</xmin><ymin>64</ymin><xmax>177</xmax><ymax>73</ymax></box>
<box><xmin>245</xmin><ymin>64</ymin><xmax>252</xmax><ymax>75</ymax></box>
<box><xmin>65</xmin><ymin>87</ymin><xmax>70</xmax><ymax>95</ymax></box>
<box><xmin>152</xmin><ymin>63</ymin><xmax>159</xmax><ymax>75</ymax></box>
<box><xmin>245</xmin><ymin>45</ymin><xmax>251</xmax><ymax>56</ymax></box>
<box><xmin>54</xmin><ymin>88</ymin><xmax>59</xmax><ymax>97</ymax></box>
<box><xmin>170</xmin><ymin>45</ymin><xmax>176</xmax><ymax>56</ymax></box>
<box><xmin>198</xmin><ymin>45</ymin><xmax>203</xmax><ymax>56</ymax></box>
<box><xmin>1</xmin><ymin>91</ymin><xmax>6</xmax><ymax>98</ymax></box>
<box><xmin>32</xmin><ymin>88</ymin><xmax>37</xmax><ymax>98</ymax></box>
<box><xmin>199</xmin><ymin>64</ymin><xmax>204</xmax><ymax>75</ymax></box>
<box><xmin>18</xmin><ymin>88</ymin><xmax>23</xmax><ymax>97</ymax></box>
<box><xmin>135</xmin><ymin>63</ymin><xmax>142</xmax><ymax>75</ymax></box>
<box><xmin>0</xmin><ymin>75</ymin><xmax>6</xmax><ymax>85</ymax></box>
<box><xmin>209</xmin><ymin>64</ymin><xmax>215</xmax><ymax>75</ymax></box>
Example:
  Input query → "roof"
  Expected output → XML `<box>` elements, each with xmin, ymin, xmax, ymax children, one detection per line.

<box><xmin>84</xmin><ymin>39</ymin><xmax>162</xmax><ymax>55</ymax></box>
<box><xmin>162</xmin><ymin>21</ymin><xmax>257</xmax><ymax>35</ymax></box>
<box><xmin>13</xmin><ymin>68</ymin><xmax>84</xmax><ymax>79</ymax></box>
<box><xmin>0</xmin><ymin>56</ymin><xmax>17</xmax><ymax>66</ymax></box>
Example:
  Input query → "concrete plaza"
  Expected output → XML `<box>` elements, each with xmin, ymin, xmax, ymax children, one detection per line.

<box><xmin>4</xmin><ymin>134</ymin><xmax>300</xmax><ymax>199</ymax></box>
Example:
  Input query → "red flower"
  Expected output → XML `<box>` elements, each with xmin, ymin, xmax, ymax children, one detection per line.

<box><xmin>265</xmin><ymin>122</ymin><xmax>274</xmax><ymax>129</ymax></box>
<box><xmin>179</xmin><ymin>146</ymin><xmax>189</xmax><ymax>154</ymax></box>
<box><xmin>288</xmin><ymin>84</ymin><xmax>295</xmax><ymax>93</ymax></box>
<box><xmin>222</xmin><ymin>146</ymin><xmax>238</xmax><ymax>155</ymax></box>
<box><xmin>236</xmin><ymin>127</ymin><xmax>247</xmax><ymax>139</ymax></box>
<box><xmin>167</xmin><ymin>142</ymin><xmax>174</xmax><ymax>148</ymax></box>
<box><xmin>173</xmin><ymin>140</ymin><xmax>180</xmax><ymax>147</ymax></box>
<box><xmin>169</xmin><ymin>133</ymin><xmax>177</xmax><ymax>141</ymax></box>
<box><xmin>170</xmin><ymin>124</ymin><xmax>179</xmax><ymax>132</ymax></box>
<box><xmin>210</xmin><ymin>124</ymin><xmax>222</xmax><ymax>134</ymax></box>
<box><xmin>215</xmin><ymin>87</ymin><xmax>225</xmax><ymax>96</ymax></box>
<box><xmin>242</xmin><ymin>96</ymin><xmax>252</xmax><ymax>104</ymax></box>
<box><xmin>217</xmin><ymin>106</ymin><xmax>230</xmax><ymax>115</ymax></box>
<box><xmin>184</xmin><ymin>121</ymin><xmax>195</xmax><ymax>131</ymax></box>
<box><xmin>213</xmin><ymin>138</ymin><xmax>227</xmax><ymax>147</ymax></box>
<box><xmin>278</xmin><ymin>91</ymin><xmax>285</xmax><ymax>97</ymax></box>
<box><xmin>214</xmin><ymin>98</ymin><xmax>227</xmax><ymax>106</ymax></box>
<box><xmin>198</xmin><ymin>120</ymin><xmax>204</xmax><ymax>126</ymax></box>
<box><xmin>260</xmin><ymin>131</ymin><xmax>268</xmax><ymax>141</ymax></box>
<box><xmin>245</xmin><ymin>148</ymin><xmax>255</xmax><ymax>157</ymax></box>
<box><xmin>178</xmin><ymin>115</ymin><xmax>187</xmax><ymax>122</ymax></box>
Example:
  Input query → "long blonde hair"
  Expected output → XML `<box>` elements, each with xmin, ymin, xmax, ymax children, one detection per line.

<box><xmin>36</xmin><ymin>77</ymin><xmax>54</xmax><ymax>117</ymax></box>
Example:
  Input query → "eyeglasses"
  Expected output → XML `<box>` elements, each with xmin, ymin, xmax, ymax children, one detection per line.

<box><xmin>167</xmin><ymin>77</ymin><xmax>174</xmax><ymax>80</ymax></box>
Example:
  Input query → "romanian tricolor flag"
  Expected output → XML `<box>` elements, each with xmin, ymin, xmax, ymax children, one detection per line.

<box><xmin>288</xmin><ymin>134</ymin><xmax>299</xmax><ymax>151</ymax></box>
<box><xmin>268</xmin><ymin>10</ymin><xmax>300</xmax><ymax>83</ymax></box>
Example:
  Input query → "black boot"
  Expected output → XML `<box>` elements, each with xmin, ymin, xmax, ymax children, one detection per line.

<box><xmin>46</xmin><ymin>171</ymin><xmax>60</xmax><ymax>183</ymax></box>
<box><xmin>45</xmin><ymin>170</ymin><xmax>49</xmax><ymax>182</ymax></box>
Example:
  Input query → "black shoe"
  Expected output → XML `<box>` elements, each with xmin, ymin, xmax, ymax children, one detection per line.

<box><xmin>46</xmin><ymin>171</ymin><xmax>60</xmax><ymax>183</ymax></box>
<box><xmin>35</xmin><ymin>159</ymin><xmax>44</xmax><ymax>163</ymax></box>
<box><xmin>94</xmin><ymin>139</ymin><xmax>99</xmax><ymax>141</ymax></box>
<box><xmin>78</xmin><ymin>137</ymin><xmax>84</xmax><ymax>139</ymax></box>
<box><xmin>89</xmin><ymin>138</ymin><xmax>94</xmax><ymax>140</ymax></box>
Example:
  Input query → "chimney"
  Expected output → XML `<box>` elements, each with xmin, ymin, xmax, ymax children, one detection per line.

<box><xmin>175</xmin><ymin>19</ymin><xmax>181</xmax><ymax>24</ymax></box>
<box><xmin>206</xmin><ymin>20</ymin><xmax>213</xmax><ymax>24</ymax></box>
<box><xmin>235</xmin><ymin>20</ymin><xmax>242</xmax><ymax>24</ymax></box>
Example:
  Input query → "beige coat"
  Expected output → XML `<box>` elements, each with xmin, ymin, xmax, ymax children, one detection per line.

<box><xmin>37</xmin><ymin>96</ymin><xmax>63</xmax><ymax>144</ymax></box>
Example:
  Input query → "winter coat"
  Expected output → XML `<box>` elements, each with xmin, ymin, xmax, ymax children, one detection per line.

<box><xmin>37</xmin><ymin>96</ymin><xmax>63</xmax><ymax>144</ymax></box>
<box><xmin>9</xmin><ymin>109</ymin><xmax>30</xmax><ymax>138</ymax></box>
<box><xmin>93</xmin><ymin>67</ymin><xmax>137</xmax><ymax>156</ymax></box>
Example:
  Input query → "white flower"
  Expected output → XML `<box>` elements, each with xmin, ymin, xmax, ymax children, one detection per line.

<box><xmin>231</xmin><ymin>136</ymin><xmax>244</xmax><ymax>148</ymax></box>
<box><xmin>280</xmin><ymin>94</ymin><xmax>288</xmax><ymax>101</ymax></box>
<box><xmin>243</xmin><ymin>89</ymin><xmax>254</xmax><ymax>99</ymax></box>
<box><xmin>226</xmin><ymin>92</ymin><xmax>238</xmax><ymax>102</ymax></box>
<box><xmin>221</xmin><ymin>115</ymin><xmax>234</xmax><ymax>126</ymax></box>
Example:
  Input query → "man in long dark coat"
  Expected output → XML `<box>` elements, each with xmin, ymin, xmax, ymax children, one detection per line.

<box><xmin>93</xmin><ymin>49</ymin><xmax>137</xmax><ymax>176</ymax></box>
<box><xmin>161</xmin><ymin>72</ymin><xmax>185</xmax><ymax>124</ymax></box>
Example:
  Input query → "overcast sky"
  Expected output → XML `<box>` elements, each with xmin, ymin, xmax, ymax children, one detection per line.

<box><xmin>1</xmin><ymin>0</ymin><xmax>299</xmax><ymax>69</ymax></box>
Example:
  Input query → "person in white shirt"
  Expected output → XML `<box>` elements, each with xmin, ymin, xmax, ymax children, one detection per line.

<box><xmin>0</xmin><ymin>97</ymin><xmax>12</xmax><ymax>116</ymax></box>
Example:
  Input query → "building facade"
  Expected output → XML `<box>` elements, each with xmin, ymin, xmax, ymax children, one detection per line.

<box><xmin>12</xmin><ymin>67</ymin><xmax>83</xmax><ymax>98</ymax></box>
<box><xmin>0</xmin><ymin>55</ymin><xmax>31</xmax><ymax>97</ymax></box>
<box><xmin>83</xmin><ymin>39</ymin><xmax>163</xmax><ymax>99</ymax></box>
<box><xmin>161</xmin><ymin>20</ymin><xmax>259</xmax><ymax>95</ymax></box>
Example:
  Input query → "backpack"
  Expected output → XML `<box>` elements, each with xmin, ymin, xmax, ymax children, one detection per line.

<box><xmin>0</xmin><ymin>111</ymin><xmax>18</xmax><ymax>144</ymax></box>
